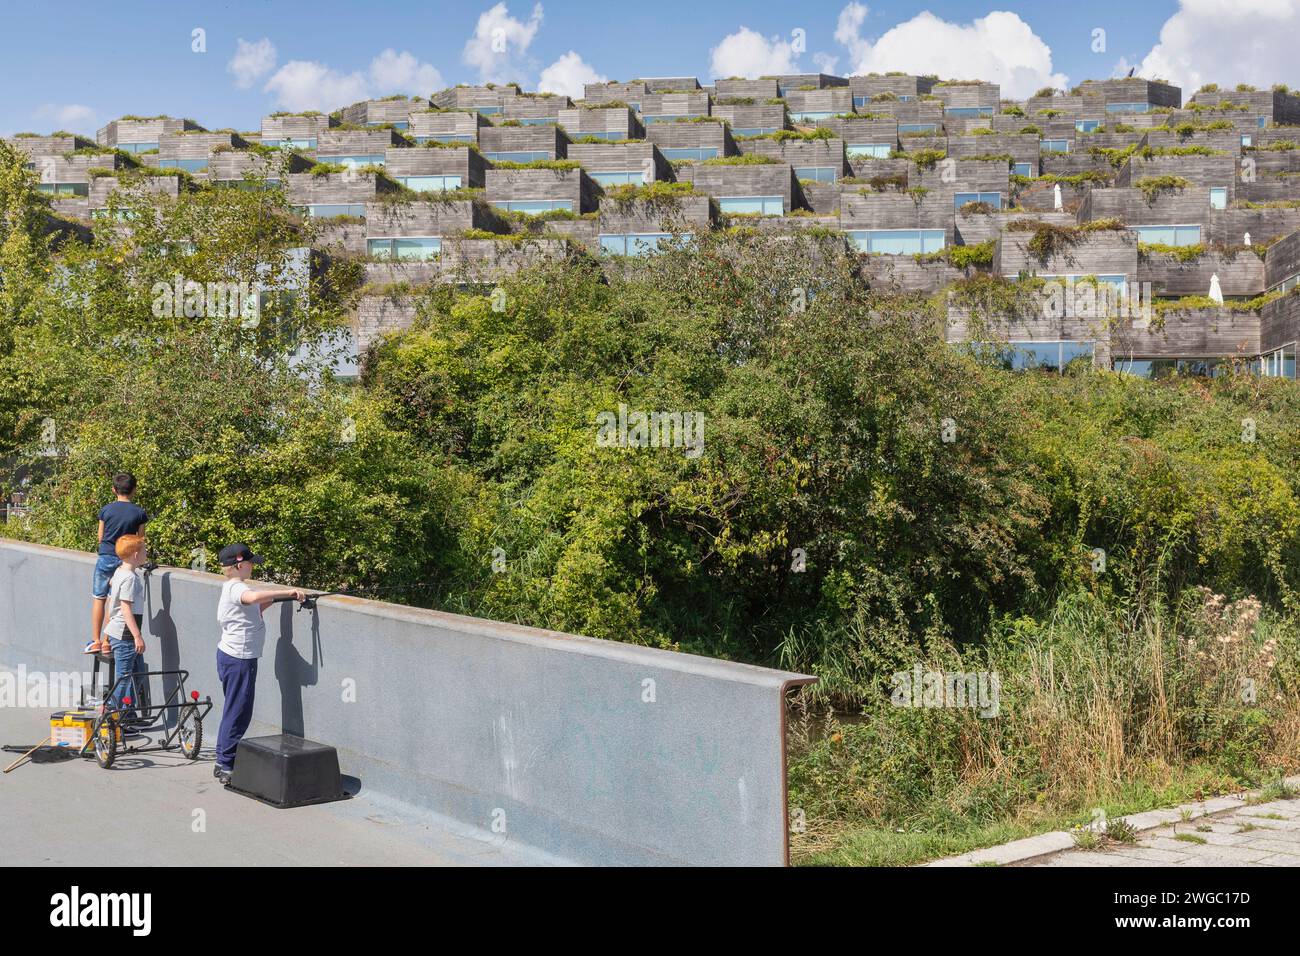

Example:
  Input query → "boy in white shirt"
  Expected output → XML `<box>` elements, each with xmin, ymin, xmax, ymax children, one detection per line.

<box><xmin>213</xmin><ymin>543</ymin><xmax>304</xmax><ymax>785</ymax></box>
<box><xmin>102</xmin><ymin>534</ymin><xmax>148</xmax><ymax>719</ymax></box>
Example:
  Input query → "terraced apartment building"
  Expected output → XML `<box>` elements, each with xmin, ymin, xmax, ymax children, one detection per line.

<box><xmin>7</xmin><ymin>74</ymin><xmax>1300</xmax><ymax>377</ymax></box>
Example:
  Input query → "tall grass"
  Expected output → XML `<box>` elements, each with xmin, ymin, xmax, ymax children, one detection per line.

<box><xmin>787</xmin><ymin>586</ymin><xmax>1300</xmax><ymax>864</ymax></box>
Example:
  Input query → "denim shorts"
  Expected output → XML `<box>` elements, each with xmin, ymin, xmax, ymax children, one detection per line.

<box><xmin>91</xmin><ymin>554</ymin><xmax>121</xmax><ymax>599</ymax></box>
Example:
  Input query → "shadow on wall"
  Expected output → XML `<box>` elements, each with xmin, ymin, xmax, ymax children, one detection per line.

<box><xmin>146</xmin><ymin>572</ymin><xmax>181</xmax><ymax>728</ymax></box>
<box><xmin>274</xmin><ymin>600</ymin><xmax>322</xmax><ymax>738</ymax></box>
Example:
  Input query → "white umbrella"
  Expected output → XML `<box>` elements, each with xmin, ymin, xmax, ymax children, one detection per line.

<box><xmin>1244</xmin><ymin>232</ymin><xmax>1252</xmax><ymax>246</ymax></box>
<box><xmin>1209</xmin><ymin>273</ymin><xmax>1224</xmax><ymax>305</ymax></box>
<box><xmin>1053</xmin><ymin>183</ymin><xmax>1063</xmax><ymax>211</ymax></box>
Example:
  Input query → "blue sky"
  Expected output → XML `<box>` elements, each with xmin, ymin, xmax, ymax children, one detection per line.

<box><xmin>4</xmin><ymin>0</ymin><xmax>1294</xmax><ymax>137</ymax></box>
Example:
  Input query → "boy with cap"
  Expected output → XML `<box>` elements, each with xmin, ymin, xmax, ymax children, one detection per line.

<box><xmin>214</xmin><ymin>543</ymin><xmax>305</xmax><ymax>785</ymax></box>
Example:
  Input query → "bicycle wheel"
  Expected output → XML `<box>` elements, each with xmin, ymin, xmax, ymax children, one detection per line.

<box><xmin>178</xmin><ymin>706</ymin><xmax>202</xmax><ymax>760</ymax></box>
<box><xmin>93</xmin><ymin>718</ymin><xmax>117</xmax><ymax>769</ymax></box>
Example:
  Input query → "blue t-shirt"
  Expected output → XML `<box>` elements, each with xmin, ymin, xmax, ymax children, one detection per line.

<box><xmin>97</xmin><ymin>501</ymin><xmax>149</xmax><ymax>556</ymax></box>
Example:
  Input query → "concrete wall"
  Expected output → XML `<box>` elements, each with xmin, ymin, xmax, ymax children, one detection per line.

<box><xmin>261</xmin><ymin>113</ymin><xmax>336</xmax><ymax>142</ymax></box>
<box><xmin>0</xmin><ymin>539</ymin><xmax>814</xmax><ymax>866</ymax></box>
<box><xmin>485</xmin><ymin>167</ymin><xmax>597</xmax><ymax>211</ymax></box>
<box><xmin>557</xmin><ymin>107</ymin><xmax>644</xmax><ymax>142</ymax></box>
<box><xmin>383</xmin><ymin>146</ymin><xmax>488</xmax><ymax>186</ymax></box>
<box><xmin>567</xmin><ymin>143</ymin><xmax>671</xmax><ymax>182</ymax></box>
<box><xmin>408</xmin><ymin>111</ymin><xmax>485</xmax><ymax>142</ymax></box>
<box><xmin>1265</xmin><ymin>231</ymin><xmax>1300</xmax><ymax>288</ymax></box>
<box><xmin>317</xmin><ymin>129</ymin><xmax>408</xmax><ymax>157</ymax></box>
<box><xmin>339</xmin><ymin>97</ymin><xmax>429</xmax><ymax>127</ymax></box>
<box><xmin>689</xmin><ymin>163</ymin><xmax>796</xmax><ymax>211</ymax></box>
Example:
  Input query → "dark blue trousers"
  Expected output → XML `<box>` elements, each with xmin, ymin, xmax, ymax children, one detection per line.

<box><xmin>216</xmin><ymin>649</ymin><xmax>258</xmax><ymax>771</ymax></box>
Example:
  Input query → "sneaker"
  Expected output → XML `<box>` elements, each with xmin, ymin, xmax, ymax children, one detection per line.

<box><xmin>213</xmin><ymin>766</ymin><xmax>232</xmax><ymax>786</ymax></box>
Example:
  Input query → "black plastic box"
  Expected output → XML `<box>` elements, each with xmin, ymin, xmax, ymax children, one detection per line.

<box><xmin>228</xmin><ymin>734</ymin><xmax>347</xmax><ymax>808</ymax></box>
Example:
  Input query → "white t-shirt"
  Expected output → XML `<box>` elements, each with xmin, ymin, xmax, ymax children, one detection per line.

<box><xmin>217</xmin><ymin>579</ymin><xmax>267</xmax><ymax>659</ymax></box>
<box><xmin>103</xmin><ymin>565</ymin><xmax>144</xmax><ymax>640</ymax></box>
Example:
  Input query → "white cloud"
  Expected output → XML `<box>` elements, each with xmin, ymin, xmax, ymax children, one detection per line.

<box><xmin>834</xmin><ymin>2</ymin><xmax>872</xmax><ymax>72</ymax></box>
<box><xmin>464</xmin><ymin>2</ymin><xmax>544</xmax><ymax>84</ymax></box>
<box><xmin>368</xmin><ymin>49</ymin><xmax>444</xmax><ymax>95</ymax></box>
<box><xmin>228</xmin><ymin>37</ymin><xmax>277</xmax><ymax>90</ymax></box>
<box><xmin>812</xmin><ymin>51</ymin><xmax>840</xmax><ymax>76</ymax></box>
<box><xmin>264</xmin><ymin>61</ymin><xmax>371</xmax><ymax>112</ymax></box>
<box><xmin>833</xmin><ymin>6</ymin><xmax>1067</xmax><ymax>99</ymax></box>
<box><xmin>1135</xmin><ymin>0</ymin><xmax>1300</xmax><ymax>93</ymax></box>
<box><xmin>262</xmin><ymin>50</ymin><xmax>445</xmax><ymax>112</ymax></box>
<box><xmin>538</xmin><ymin>51</ymin><xmax>604</xmax><ymax>99</ymax></box>
<box><xmin>33</xmin><ymin>103</ymin><xmax>97</xmax><ymax>131</ymax></box>
<box><xmin>709</xmin><ymin>26</ymin><xmax>801</xmax><ymax>79</ymax></box>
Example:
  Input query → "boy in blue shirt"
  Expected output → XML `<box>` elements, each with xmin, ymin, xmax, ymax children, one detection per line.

<box><xmin>87</xmin><ymin>472</ymin><xmax>149</xmax><ymax>655</ymax></box>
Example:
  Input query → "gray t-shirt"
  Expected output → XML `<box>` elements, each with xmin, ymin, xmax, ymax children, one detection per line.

<box><xmin>217</xmin><ymin>579</ymin><xmax>267</xmax><ymax>659</ymax></box>
<box><xmin>103</xmin><ymin>565</ymin><xmax>144</xmax><ymax>640</ymax></box>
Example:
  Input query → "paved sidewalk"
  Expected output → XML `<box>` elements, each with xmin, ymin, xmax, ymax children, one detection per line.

<box><xmin>0</xmin><ymin>701</ymin><xmax>555</xmax><ymax>866</ymax></box>
<box><xmin>927</xmin><ymin>776</ymin><xmax>1300</xmax><ymax>867</ymax></box>
<box><xmin>1026</xmin><ymin>797</ymin><xmax>1300</xmax><ymax>867</ymax></box>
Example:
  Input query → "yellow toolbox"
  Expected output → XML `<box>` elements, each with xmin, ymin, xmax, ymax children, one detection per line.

<box><xmin>49</xmin><ymin>710</ymin><xmax>120</xmax><ymax>750</ymax></box>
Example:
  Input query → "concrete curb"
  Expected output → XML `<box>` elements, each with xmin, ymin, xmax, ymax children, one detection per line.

<box><xmin>923</xmin><ymin>774</ymin><xmax>1300</xmax><ymax>867</ymax></box>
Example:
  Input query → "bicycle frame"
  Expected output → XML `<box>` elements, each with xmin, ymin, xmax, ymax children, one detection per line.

<box><xmin>84</xmin><ymin>668</ymin><xmax>214</xmax><ymax>757</ymax></box>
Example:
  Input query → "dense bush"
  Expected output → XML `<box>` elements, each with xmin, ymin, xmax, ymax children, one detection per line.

<box><xmin>4</xmin><ymin>140</ymin><xmax>1299</xmax><ymax>862</ymax></box>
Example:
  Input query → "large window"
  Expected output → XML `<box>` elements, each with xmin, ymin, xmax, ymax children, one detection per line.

<box><xmin>946</xmin><ymin>106</ymin><xmax>993</xmax><ymax>118</ymax></box>
<box><xmin>413</xmin><ymin>134</ymin><xmax>473</xmax><ymax>145</ymax></box>
<box><xmin>732</xmin><ymin>127</ymin><xmax>781</xmax><ymax>137</ymax></box>
<box><xmin>37</xmin><ymin>182</ymin><xmax>89</xmax><ymax>197</ymax></box>
<box><xmin>590</xmin><ymin>170</ymin><xmax>647</xmax><ymax>186</ymax></box>
<box><xmin>396</xmin><ymin>175</ymin><xmax>462</xmax><ymax>192</ymax></box>
<box><xmin>795</xmin><ymin>166</ymin><xmax>838</xmax><ymax>183</ymax></box>
<box><xmin>265</xmin><ymin>137</ymin><xmax>317</xmax><ymax>150</ymax></box>
<box><xmin>474</xmin><ymin>106</ymin><xmax>503</xmax><ymax>115</ymax></box>
<box><xmin>575</xmin><ymin>129</ymin><xmax>626</xmax><ymax>141</ymax></box>
<box><xmin>491</xmin><ymin>199</ymin><xmax>574</xmax><ymax>214</ymax></box>
<box><xmin>1270</xmin><ymin>272</ymin><xmax>1300</xmax><ymax>294</ymax></box>
<box><xmin>1133</xmin><ymin>224</ymin><xmax>1202</xmax><ymax>246</ymax></box>
<box><xmin>117</xmin><ymin>141</ymin><xmax>159</xmax><ymax>154</ymax></box>
<box><xmin>1075</xmin><ymin>119</ymin><xmax>1101</xmax><ymax>133</ymax></box>
<box><xmin>854</xmin><ymin>94</ymin><xmax>913</xmax><ymax>107</ymax></box>
<box><xmin>1105</xmin><ymin>102</ymin><xmax>1151</xmax><ymax>113</ymax></box>
<box><xmin>366</xmin><ymin>120</ymin><xmax>410</xmax><ymax>130</ymax></box>
<box><xmin>514</xmin><ymin>117</ymin><xmax>556</xmax><ymax>126</ymax></box>
<box><xmin>847</xmin><ymin>143</ymin><xmax>892</xmax><ymax>159</ymax></box>
<box><xmin>1115</xmin><ymin>357</ymin><xmax>1224</xmax><ymax>378</ymax></box>
<box><xmin>1258</xmin><ymin>116</ymin><xmax>1269</xmax><ymax>129</ymax></box>
<box><xmin>598</xmin><ymin>233</ymin><xmax>690</xmax><ymax>256</ymax></box>
<box><xmin>789</xmin><ymin>111</ymin><xmax>836</xmax><ymax>122</ymax></box>
<box><xmin>320</xmin><ymin>153</ymin><xmax>385</xmax><ymax>166</ymax></box>
<box><xmin>659</xmin><ymin>147</ymin><xmax>719</xmax><ymax>161</ymax></box>
<box><xmin>643</xmin><ymin>114</ymin><xmax>703</xmax><ymax>124</ymax></box>
<box><xmin>898</xmin><ymin>123</ymin><xmax>938</xmax><ymax>134</ymax></box>
<box><xmin>988</xmin><ymin>341</ymin><xmax>1096</xmax><ymax>372</ymax></box>
<box><xmin>214</xmin><ymin>178</ymin><xmax>280</xmax><ymax>190</ymax></box>
<box><xmin>483</xmin><ymin>150</ymin><xmax>551</xmax><ymax>163</ymax></box>
<box><xmin>1261</xmin><ymin>344</ymin><xmax>1297</xmax><ymax>378</ymax></box>
<box><xmin>1012</xmin><ymin>162</ymin><xmax>1034</xmax><ymax>177</ymax></box>
<box><xmin>718</xmin><ymin>195</ymin><xmax>784</xmax><ymax>216</ymax></box>
<box><xmin>849</xmin><ymin>229</ymin><xmax>945</xmax><ymax>254</ymax></box>
<box><xmin>1040</xmin><ymin>139</ymin><xmax>1071</xmax><ymax>153</ymax></box>
<box><xmin>1210</xmin><ymin>186</ymin><xmax>1227</xmax><ymax>210</ymax></box>
<box><xmin>367</xmin><ymin>237</ymin><xmax>441</xmax><ymax>260</ymax></box>
<box><xmin>1039</xmin><ymin>274</ymin><xmax>1127</xmax><ymax>291</ymax></box>
<box><xmin>166</xmin><ymin>158</ymin><xmax>209</xmax><ymax>172</ymax></box>
<box><xmin>303</xmin><ymin>203</ymin><xmax>366</xmax><ymax>217</ymax></box>
<box><xmin>955</xmin><ymin>191</ymin><xmax>1002</xmax><ymax>210</ymax></box>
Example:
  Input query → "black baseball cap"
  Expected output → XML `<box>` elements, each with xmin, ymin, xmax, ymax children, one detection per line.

<box><xmin>218</xmin><ymin>543</ymin><xmax>264</xmax><ymax>567</ymax></box>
